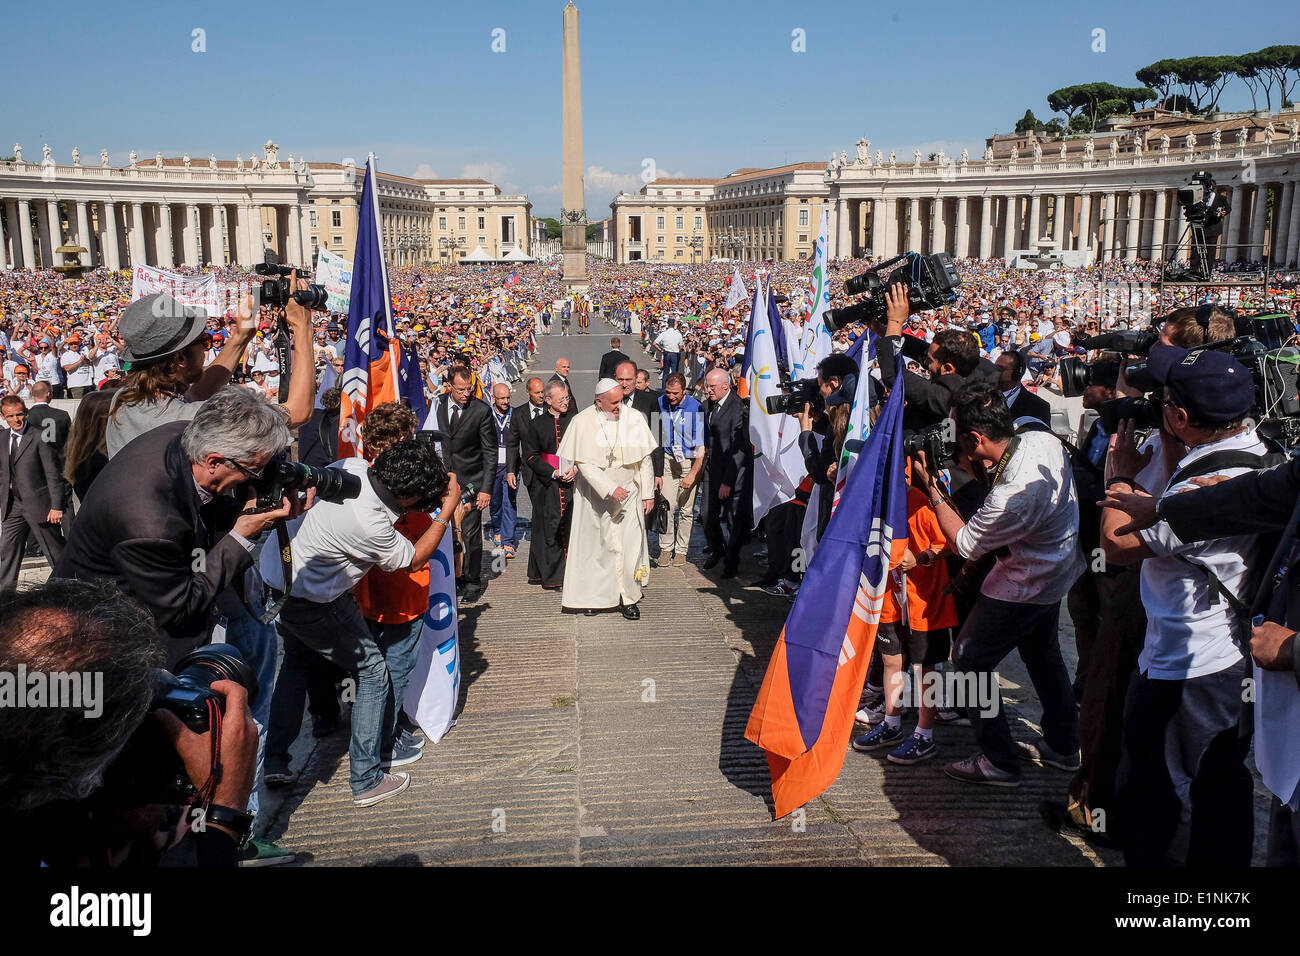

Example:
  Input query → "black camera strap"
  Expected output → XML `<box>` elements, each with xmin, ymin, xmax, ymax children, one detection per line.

<box><xmin>258</xmin><ymin>523</ymin><xmax>294</xmax><ymax>624</ymax></box>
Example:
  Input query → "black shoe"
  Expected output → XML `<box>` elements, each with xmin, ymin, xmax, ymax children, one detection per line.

<box><xmin>583</xmin><ymin>608</ymin><xmax>599</xmax><ymax>616</ymax></box>
<box><xmin>702</xmin><ymin>553</ymin><xmax>722</xmax><ymax>570</ymax></box>
<box><xmin>620</xmin><ymin>603</ymin><xmax>640</xmax><ymax>620</ymax></box>
<box><xmin>461</xmin><ymin>585</ymin><xmax>483</xmax><ymax>604</ymax></box>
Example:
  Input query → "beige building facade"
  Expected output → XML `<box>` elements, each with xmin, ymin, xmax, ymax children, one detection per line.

<box><xmin>0</xmin><ymin>141</ymin><xmax>531</xmax><ymax>272</ymax></box>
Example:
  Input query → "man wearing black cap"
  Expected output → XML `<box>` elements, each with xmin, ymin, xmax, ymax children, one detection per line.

<box><xmin>1100</xmin><ymin>344</ymin><xmax>1271</xmax><ymax>867</ymax></box>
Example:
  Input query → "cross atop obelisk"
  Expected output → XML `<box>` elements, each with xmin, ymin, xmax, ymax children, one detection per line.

<box><xmin>560</xmin><ymin>0</ymin><xmax>588</xmax><ymax>291</ymax></box>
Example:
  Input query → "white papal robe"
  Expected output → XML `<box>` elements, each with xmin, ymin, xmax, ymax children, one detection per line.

<box><xmin>557</xmin><ymin>403</ymin><xmax>657</xmax><ymax>610</ymax></box>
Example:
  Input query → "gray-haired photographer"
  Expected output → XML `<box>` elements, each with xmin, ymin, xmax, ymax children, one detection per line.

<box><xmin>53</xmin><ymin>386</ymin><xmax>335</xmax><ymax>864</ymax></box>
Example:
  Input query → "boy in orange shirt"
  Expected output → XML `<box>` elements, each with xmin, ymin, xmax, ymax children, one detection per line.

<box><xmin>852</xmin><ymin>482</ymin><xmax>958</xmax><ymax>764</ymax></box>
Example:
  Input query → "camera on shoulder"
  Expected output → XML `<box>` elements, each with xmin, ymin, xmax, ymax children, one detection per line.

<box><xmin>824</xmin><ymin>252</ymin><xmax>962</xmax><ymax>332</ymax></box>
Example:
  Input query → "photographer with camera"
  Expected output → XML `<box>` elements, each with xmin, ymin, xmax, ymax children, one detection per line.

<box><xmin>1098</xmin><ymin>344</ymin><xmax>1273</xmax><ymax>867</ymax></box>
<box><xmin>55</xmin><ymin>387</ymin><xmax>301</xmax><ymax>668</ymax></box>
<box><xmin>260</xmin><ymin>438</ymin><xmax>460</xmax><ymax>808</ymax></box>
<box><xmin>793</xmin><ymin>353</ymin><xmax>859</xmax><ymax>544</ymax></box>
<box><xmin>105</xmin><ymin>281</ymin><xmax>318</xmax><ymax>460</ymax></box>
<box><xmin>1</xmin><ymin>579</ymin><xmax>258</xmax><ymax>868</ymax></box>
<box><xmin>913</xmin><ymin>381</ymin><xmax>1083</xmax><ymax>787</ymax></box>
<box><xmin>875</xmin><ymin>285</ymin><xmax>1000</xmax><ymax>431</ymax></box>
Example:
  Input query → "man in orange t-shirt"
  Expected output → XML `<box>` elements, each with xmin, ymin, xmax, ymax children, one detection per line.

<box><xmin>852</xmin><ymin>485</ymin><xmax>957</xmax><ymax>765</ymax></box>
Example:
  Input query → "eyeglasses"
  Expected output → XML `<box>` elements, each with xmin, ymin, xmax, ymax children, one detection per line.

<box><xmin>222</xmin><ymin>458</ymin><xmax>266</xmax><ymax>481</ymax></box>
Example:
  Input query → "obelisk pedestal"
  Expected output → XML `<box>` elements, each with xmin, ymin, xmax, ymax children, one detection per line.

<box><xmin>561</xmin><ymin>1</ymin><xmax>588</xmax><ymax>292</ymax></box>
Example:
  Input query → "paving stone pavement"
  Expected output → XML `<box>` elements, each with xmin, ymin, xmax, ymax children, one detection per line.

<box><xmin>233</xmin><ymin>318</ymin><xmax>1267</xmax><ymax>865</ymax></box>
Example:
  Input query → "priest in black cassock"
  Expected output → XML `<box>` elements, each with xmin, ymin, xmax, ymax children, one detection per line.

<box><xmin>520</xmin><ymin>379</ymin><xmax>576</xmax><ymax>589</ymax></box>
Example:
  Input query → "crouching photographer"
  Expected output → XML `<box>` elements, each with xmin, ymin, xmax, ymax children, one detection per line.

<box><xmin>55</xmin><ymin>386</ymin><xmax>306</xmax><ymax>669</ymax></box>
<box><xmin>913</xmin><ymin>381</ymin><xmax>1083</xmax><ymax>788</ymax></box>
<box><xmin>1099</xmin><ymin>345</ymin><xmax>1276</xmax><ymax>867</ymax></box>
<box><xmin>0</xmin><ymin>579</ymin><xmax>258</xmax><ymax>867</ymax></box>
<box><xmin>260</xmin><ymin>438</ymin><xmax>460</xmax><ymax>809</ymax></box>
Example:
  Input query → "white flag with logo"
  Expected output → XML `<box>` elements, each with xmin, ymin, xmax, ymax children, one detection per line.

<box><xmin>403</xmin><ymin>522</ymin><xmax>461</xmax><ymax>742</ymax></box>
<box><xmin>792</xmin><ymin>207</ymin><xmax>833</xmax><ymax>379</ymax></box>
<box><xmin>722</xmin><ymin>266</ymin><xmax>748</xmax><ymax>311</ymax></box>
<box><xmin>747</xmin><ymin>276</ymin><xmax>804</xmax><ymax>525</ymax></box>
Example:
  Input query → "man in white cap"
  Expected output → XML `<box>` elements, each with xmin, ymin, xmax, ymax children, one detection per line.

<box><xmin>557</xmin><ymin>378</ymin><xmax>658</xmax><ymax>619</ymax></box>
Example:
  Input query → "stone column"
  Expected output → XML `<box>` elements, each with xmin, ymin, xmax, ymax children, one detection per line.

<box><xmin>35</xmin><ymin>201</ymin><xmax>54</xmax><ymax>269</ymax></box>
<box><xmin>904</xmin><ymin>197</ymin><xmax>918</xmax><ymax>252</ymax></box>
<box><xmin>1124</xmin><ymin>191</ymin><xmax>1141</xmax><ymax>262</ymax></box>
<box><xmin>1051</xmin><ymin>193</ymin><xmax>1065</xmax><ymax>248</ymax></box>
<box><xmin>871</xmin><ymin>198</ymin><xmax>886</xmax><ymax>257</ymax></box>
<box><xmin>837</xmin><ymin>197</ymin><xmax>851</xmax><ymax>258</ymax></box>
<box><xmin>1101</xmin><ymin>193</ymin><xmax>1117</xmax><ymax>260</ymax></box>
<box><xmin>1249</xmin><ymin>184</ymin><xmax>1270</xmax><ymax>262</ymax></box>
<box><xmin>883</xmin><ymin>197</ymin><xmax>898</xmax><ymax>257</ymax></box>
<box><xmin>1001</xmin><ymin>196</ymin><xmax>1015</xmax><ymax>259</ymax></box>
<box><xmin>1272</xmin><ymin>181</ymin><xmax>1294</xmax><ymax>263</ymax></box>
<box><xmin>127</xmin><ymin>202</ymin><xmax>145</xmax><ymax>266</ymax></box>
<box><xmin>48</xmin><ymin>199</ymin><xmax>67</xmax><ymax>265</ymax></box>
<box><xmin>0</xmin><ymin>204</ymin><xmax>8</xmax><ymax>271</ymax></box>
<box><xmin>184</xmin><ymin>204</ymin><xmax>200</xmax><ymax>267</ymax></box>
<box><xmin>3</xmin><ymin>200</ymin><xmax>19</xmax><ymax>268</ymax></box>
<box><xmin>18</xmin><ymin>200</ymin><xmax>37</xmax><ymax>270</ymax></box>
<box><xmin>101</xmin><ymin>201</ymin><xmax>122</xmax><ymax>271</ymax></box>
<box><xmin>231</xmin><ymin>205</ymin><xmax>249</xmax><ymax>266</ymax></box>
<box><xmin>1220</xmin><ymin>188</ymin><xmax>1241</xmax><ymax>261</ymax></box>
<box><xmin>1286</xmin><ymin>181</ymin><xmax>1300</xmax><ymax>267</ymax></box>
<box><xmin>75</xmin><ymin>201</ymin><xmax>96</xmax><ymax>267</ymax></box>
<box><xmin>248</xmin><ymin>203</ymin><xmax>266</xmax><ymax>264</ymax></box>
<box><xmin>978</xmin><ymin>197</ymin><xmax>993</xmax><ymax>259</ymax></box>
<box><xmin>1027</xmin><ymin>194</ymin><xmax>1041</xmax><ymax>248</ymax></box>
<box><xmin>1152</xmin><ymin>189</ymin><xmax>1169</xmax><ymax>260</ymax></box>
<box><xmin>206</xmin><ymin>205</ymin><xmax>224</xmax><ymax>266</ymax></box>
<box><xmin>560</xmin><ymin>1</ymin><xmax>587</xmax><ymax>288</ymax></box>
<box><xmin>288</xmin><ymin>202</ymin><xmax>304</xmax><ymax>264</ymax></box>
<box><xmin>157</xmin><ymin>202</ymin><xmax>175</xmax><ymax>268</ymax></box>
<box><xmin>932</xmin><ymin>197</ymin><xmax>947</xmax><ymax>254</ymax></box>
<box><xmin>955</xmin><ymin>195</ymin><xmax>969</xmax><ymax>257</ymax></box>
<box><xmin>1078</xmin><ymin>193</ymin><xmax>1093</xmax><ymax>251</ymax></box>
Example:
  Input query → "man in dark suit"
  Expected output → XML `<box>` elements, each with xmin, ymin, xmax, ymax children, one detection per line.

<box><xmin>699</xmin><ymin>368</ymin><xmax>752</xmax><ymax>577</ymax></box>
<box><xmin>614</xmin><ymin>360</ymin><xmax>664</xmax><ymax>477</ymax></box>
<box><xmin>598</xmin><ymin>337</ymin><xmax>631</xmax><ymax>380</ymax></box>
<box><xmin>995</xmin><ymin>351</ymin><xmax>1051</xmax><ymax>426</ymax></box>
<box><xmin>547</xmin><ymin>357</ymin><xmax>579</xmax><ymax>419</ymax></box>
<box><xmin>0</xmin><ymin>396</ymin><xmax>67</xmax><ymax>588</ymax></box>
<box><xmin>23</xmin><ymin>381</ymin><xmax>74</xmax><ymax>533</ymax></box>
<box><xmin>506</xmin><ymin>376</ymin><xmax>547</xmax><ymax>523</ymax></box>
<box><xmin>424</xmin><ymin>365</ymin><xmax>495</xmax><ymax>602</ymax></box>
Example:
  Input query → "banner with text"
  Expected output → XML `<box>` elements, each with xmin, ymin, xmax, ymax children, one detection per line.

<box><xmin>314</xmin><ymin>247</ymin><xmax>353</xmax><ymax>312</ymax></box>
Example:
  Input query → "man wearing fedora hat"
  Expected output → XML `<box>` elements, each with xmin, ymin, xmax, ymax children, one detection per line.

<box><xmin>106</xmin><ymin>280</ymin><xmax>316</xmax><ymax>458</ymax></box>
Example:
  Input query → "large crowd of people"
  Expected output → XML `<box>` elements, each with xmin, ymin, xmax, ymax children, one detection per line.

<box><xmin>3</xmin><ymin>249</ymin><xmax>1300</xmax><ymax>870</ymax></box>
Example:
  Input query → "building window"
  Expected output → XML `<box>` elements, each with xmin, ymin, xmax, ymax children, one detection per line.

<box><xmin>458</xmin><ymin>216</ymin><xmax>466</xmax><ymax>230</ymax></box>
<box><xmin>333</xmin><ymin>236</ymin><xmax>342</xmax><ymax>246</ymax></box>
<box><xmin>478</xmin><ymin>216</ymin><xmax>485</xmax><ymax>230</ymax></box>
<box><xmin>331</xmin><ymin>210</ymin><xmax>342</xmax><ymax>228</ymax></box>
<box><xmin>657</xmin><ymin>235</ymin><xmax>665</xmax><ymax>244</ymax></box>
<box><xmin>676</xmin><ymin>235</ymin><xmax>683</xmax><ymax>244</ymax></box>
<box><xmin>799</xmin><ymin>208</ymin><xmax>809</xmax><ymax>227</ymax></box>
<box><xmin>309</xmin><ymin>210</ymin><xmax>318</xmax><ymax>228</ymax></box>
<box><xmin>675</xmin><ymin>215</ymin><xmax>684</xmax><ymax>229</ymax></box>
<box><xmin>799</xmin><ymin>234</ymin><xmax>807</xmax><ymax>243</ymax></box>
<box><xmin>657</xmin><ymin>216</ymin><xmax>665</xmax><ymax>230</ymax></box>
<box><xmin>694</xmin><ymin>216</ymin><xmax>702</xmax><ymax>230</ymax></box>
<box><xmin>798</xmin><ymin>252</ymin><xmax>807</xmax><ymax>259</ymax></box>
<box><xmin>439</xmin><ymin>216</ymin><xmax>447</xmax><ymax>230</ymax></box>
<box><xmin>478</xmin><ymin>236</ymin><xmax>486</xmax><ymax>246</ymax></box>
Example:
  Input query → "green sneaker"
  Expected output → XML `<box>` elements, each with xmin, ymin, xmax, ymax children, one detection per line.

<box><xmin>238</xmin><ymin>837</ymin><xmax>296</xmax><ymax>868</ymax></box>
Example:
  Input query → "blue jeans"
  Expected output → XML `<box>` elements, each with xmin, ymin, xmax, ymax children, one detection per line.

<box><xmin>273</xmin><ymin>593</ymin><xmax>390</xmax><ymax>795</ymax></box>
<box><xmin>369</xmin><ymin>616</ymin><xmax>424</xmax><ymax>754</ymax></box>
<box><xmin>661</xmin><ymin>351</ymin><xmax>680</xmax><ymax>386</ymax></box>
<box><xmin>223</xmin><ymin>600</ymin><xmax>276</xmax><ymax>820</ymax></box>
<box><xmin>488</xmin><ymin>463</ymin><xmax>518</xmax><ymax>546</ymax></box>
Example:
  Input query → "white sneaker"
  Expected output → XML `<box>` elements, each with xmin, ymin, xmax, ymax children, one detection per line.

<box><xmin>353</xmin><ymin>771</ymin><xmax>411</xmax><ymax>807</ymax></box>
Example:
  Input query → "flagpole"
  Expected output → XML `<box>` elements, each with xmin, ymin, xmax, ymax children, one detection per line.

<box><xmin>368</xmin><ymin>153</ymin><xmax>401</xmax><ymax>386</ymax></box>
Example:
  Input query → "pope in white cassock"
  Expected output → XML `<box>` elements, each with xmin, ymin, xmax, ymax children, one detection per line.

<box><xmin>558</xmin><ymin>378</ymin><xmax>658</xmax><ymax>619</ymax></box>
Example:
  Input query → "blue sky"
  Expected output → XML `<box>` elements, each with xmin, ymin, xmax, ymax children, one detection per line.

<box><xmin>7</xmin><ymin>0</ymin><xmax>1295</xmax><ymax>217</ymax></box>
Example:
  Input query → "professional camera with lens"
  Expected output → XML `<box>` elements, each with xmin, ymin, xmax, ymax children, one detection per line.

<box><xmin>824</xmin><ymin>252</ymin><xmax>962</xmax><ymax>332</ymax></box>
<box><xmin>764</xmin><ymin>376</ymin><xmax>824</xmax><ymax>416</ymax></box>
<box><xmin>250</xmin><ymin>454</ymin><xmax>363</xmax><ymax>510</ymax></box>
<box><xmin>904</xmin><ymin>420</ymin><xmax>958</xmax><ymax>471</ymax></box>
<box><xmin>1060</xmin><ymin>355</ymin><xmax>1123</xmax><ymax>399</ymax></box>
<box><xmin>96</xmin><ymin>646</ymin><xmax>258</xmax><ymax>807</ymax></box>
<box><xmin>1177</xmin><ymin>170</ymin><xmax>1217</xmax><ymax>224</ymax></box>
<box><xmin>254</xmin><ymin>262</ymin><xmax>330</xmax><ymax>311</ymax></box>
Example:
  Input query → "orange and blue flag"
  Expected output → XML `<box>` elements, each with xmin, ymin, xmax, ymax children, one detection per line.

<box><xmin>744</xmin><ymin>357</ymin><xmax>908</xmax><ymax>818</ymax></box>
<box><xmin>339</xmin><ymin>155</ymin><xmax>401</xmax><ymax>457</ymax></box>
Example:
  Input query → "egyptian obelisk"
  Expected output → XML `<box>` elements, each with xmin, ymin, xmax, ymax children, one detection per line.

<box><xmin>561</xmin><ymin>1</ymin><xmax>587</xmax><ymax>291</ymax></box>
